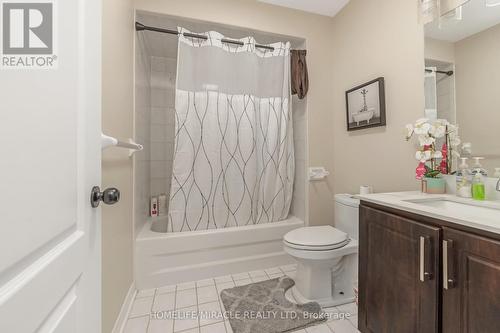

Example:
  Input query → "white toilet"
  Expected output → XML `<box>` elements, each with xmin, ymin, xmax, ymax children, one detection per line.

<box><xmin>283</xmin><ymin>194</ymin><xmax>359</xmax><ymax>307</ymax></box>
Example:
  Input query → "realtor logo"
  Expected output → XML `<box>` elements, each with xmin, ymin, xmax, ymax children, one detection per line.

<box><xmin>1</xmin><ymin>0</ymin><xmax>57</xmax><ymax>69</ymax></box>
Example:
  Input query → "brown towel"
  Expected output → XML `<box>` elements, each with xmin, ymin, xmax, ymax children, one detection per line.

<box><xmin>291</xmin><ymin>50</ymin><xmax>309</xmax><ymax>99</ymax></box>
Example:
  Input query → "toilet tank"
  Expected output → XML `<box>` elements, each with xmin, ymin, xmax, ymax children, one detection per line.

<box><xmin>334</xmin><ymin>194</ymin><xmax>360</xmax><ymax>240</ymax></box>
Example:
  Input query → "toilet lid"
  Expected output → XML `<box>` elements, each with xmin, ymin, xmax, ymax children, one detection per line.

<box><xmin>284</xmin><ymin>226</ymin><xmax>349</xmax><ymax>250</ymax></box>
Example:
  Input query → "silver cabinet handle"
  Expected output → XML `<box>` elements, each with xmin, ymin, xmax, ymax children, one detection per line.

<box><xmin>419</xmin><ymin>236</ymin><xmax>433</xmax><ymax>282</ymax></box>
<box><xmin>443</xmin><ymin>239</ymin><xmax>455</xmax><ymax>290</ymax></box>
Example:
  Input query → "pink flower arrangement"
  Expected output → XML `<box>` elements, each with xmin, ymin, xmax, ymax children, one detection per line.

<box><xmin>405</xmin><ymin>118</ymin><xmax>461</xmax><ymax>180</ymax></box>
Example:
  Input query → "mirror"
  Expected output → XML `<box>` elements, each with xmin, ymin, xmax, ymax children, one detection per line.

<box><xmin>424</xmin><ymin>0</ymin><xmax>500</xmax><ymax>176</ymax></box>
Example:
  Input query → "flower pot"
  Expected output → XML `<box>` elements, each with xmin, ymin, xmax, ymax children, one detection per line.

<box><xmin>422</xmin><ymin>177</ymin><xmax>446</xmax><ymax>194</ymax></box>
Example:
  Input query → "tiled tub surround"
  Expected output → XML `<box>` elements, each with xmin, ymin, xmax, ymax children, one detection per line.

<box><xmin>134</xmin><ymin>32</ymin><xmax>152</xmax><ymax>236</ymax></box>
<box><xmin>124</xmin><ymin>264</ymin><xmax>359</xmax><ymax>333</ymax></box>
<box><xmin>150</xmin><ymin>56</ymin><xmax>176</xmax><ymax>204</ymax></box>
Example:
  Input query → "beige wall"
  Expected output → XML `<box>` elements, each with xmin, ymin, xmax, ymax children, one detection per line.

<box><xmin>330</xmin><ymin>0</ymin><xmax>425</xmax><ymax>194</ymax></box>
<box><xmin>425</xmin><ymin>37</ymin><xmax>455</xmax><ymax>63</ymax></box>
<box><xmin>455</xmin><ymin>24</ymin><xmax>500</xmax><ymax>173</ymax></box>
<box><xmin>102</xmin><ymin>0</ymin><xmax>134</xmax><ymax>331</ymax></box>
<box><xmin>134</xmin><ymin>0</ymin><xmax>337</xmax><ymax>226</ymax></box>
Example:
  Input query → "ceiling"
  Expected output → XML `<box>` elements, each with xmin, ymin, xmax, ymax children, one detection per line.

<box><xmin>425</xmin><ymin>0</ymin><xmax>500</xmax><ymax>42</ymax></box>
<box><xmin>257</xmin><ymin>0</ymin><xmax>350</xmax><ymax>17</ymax></box>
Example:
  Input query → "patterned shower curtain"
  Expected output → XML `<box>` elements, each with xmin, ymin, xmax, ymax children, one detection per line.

<box><xmin>167</xmin><ymin>28</ymin><xmax>294</xmax><ymax>232</ymax></box>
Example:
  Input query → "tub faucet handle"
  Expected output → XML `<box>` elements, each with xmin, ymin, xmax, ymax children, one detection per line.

<box><xmin>496</xmin><ymin>178</ymin><xmax>500</xmax><ymax>192</ymax></box>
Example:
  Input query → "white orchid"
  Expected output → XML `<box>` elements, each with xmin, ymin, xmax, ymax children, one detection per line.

<box><xmin>429</xmin><ymin>124</ymin><xmax>446</xmax><ymax>138</ymax></box>
<box><xmin>416</xmin><ymin>150</ymin><xmax>432</xmax><ymax>163</ymax></box>
<box><xmin>414</xmin><ymin>119</ymin><xmax>431</xmax><ymax>135</ymax></box>
<box><xmin>418</xmin><ymin>135</ymin><xmax>435</xmax><ymax>146</ymax></box>
<box><xmin>450</xmin><ymin>135</ymin><xmax>461</xmax><ymax>147</ymax></box>
<box><xmin>405</xmin><ymin>124</ymin><xmax>414</xmax><ymax>140</ymax></box>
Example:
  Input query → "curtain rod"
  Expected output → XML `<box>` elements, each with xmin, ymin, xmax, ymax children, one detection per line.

<box><xmin>136</xmin><ymin>22</ymin><xmax>276</xmax><ymax>51</ymax></box>
<box><xmin>425</xmin><ymin>69</ymin><xmax>454</xmax><ymax>76</ymax></box>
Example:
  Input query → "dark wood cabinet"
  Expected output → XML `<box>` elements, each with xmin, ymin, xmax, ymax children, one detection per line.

<box><xmin>359</xmin><ymin>202</ymin><xmax>500</xmax><ymax>333</ymax></box>
<box><xmin>359</xmin><ymin>205</ymin><xmax>440</xmax><ymax>333</ymax></box>
<box><xmin>442</xmin><ymin>227</ymin><xmax>500</xmax><ymax>333</ymax></box>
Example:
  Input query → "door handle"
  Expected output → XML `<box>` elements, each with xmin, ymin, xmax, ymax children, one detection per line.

<box><xmin>443</xmin><ymin>239</ymin><xmax>455</xmax><ymax>290</ymax></box>
<box><xmin>419</xmin><ymin>236</ymin><xmax>433</xmax><ymax>282</ymax></box>
<box><xmin>90</xmin><ymin>186</ymin><xmax>120</xmax><ymax>208</ymax></box>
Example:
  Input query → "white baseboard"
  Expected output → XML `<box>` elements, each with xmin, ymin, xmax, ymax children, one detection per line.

<box><xmin>111</xmin><ymin>283</ymin><xmax>136</xmax><ymax>333</ymax></box>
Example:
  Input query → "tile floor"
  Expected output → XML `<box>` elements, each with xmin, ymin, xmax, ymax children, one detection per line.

<box><xmin>123</xmin><ymin>265</ymin><xmax>360</xmax><ymax>333</ymax></box>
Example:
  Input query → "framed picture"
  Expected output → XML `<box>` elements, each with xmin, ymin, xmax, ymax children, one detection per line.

<box><xmin>345</xmin><ymin>77</ymin><xmax>386</xmax><ymax>131</ymax></box>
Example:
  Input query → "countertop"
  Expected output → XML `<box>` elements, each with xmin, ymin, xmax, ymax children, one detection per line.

<box><xmin>358</xmin><ymin>191</ymin><xmax>500</xmax><ymax>236</ymax></box>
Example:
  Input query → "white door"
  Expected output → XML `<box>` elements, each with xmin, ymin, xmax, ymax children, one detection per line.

<box><xmin>0</xmin><ymin>0</ymin><xmax>102</xmax><ymax>332</ymax></box>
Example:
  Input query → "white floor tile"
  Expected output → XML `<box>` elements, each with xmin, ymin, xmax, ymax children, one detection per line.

<box><xmin>152</xmin><ymin>292</ymin><xmax>176</xmax><ymax>312</ymax></box>
<box><xmin>280</xmin><ymin>264</ymin><xmax>298</xmax><ymax>272</ymax></box>
<box><xmin>126</xmin><ymin>267</ymin><xmax>359</xmax><ymax>333</ymax></box>
<box><xmin>197</xmin><ymin>285</ymin><xmax>219</xmax><ymax>304</ymax></box>
<box><xmin>337</xmin><ymin>302</ymin><xmax>357</xmax><ymax>316</ymax></box>
<box><xmin>215</xmin><ymin>281</ymin><xmax>235</xmax><ymax>292</ymax></box>
<box><xmin>305</xmin><ymin>323</ymin><xmax>333</xmax><ymax>333</ymax></box>
<box><xmin>148</xmin><ymin>318</ymin><xmax>174</xmax><ymax>333</ymax></box>
<box><xmin>214</xmin><ymin>275</ymin><xmax>233</xmax><ymax>284</ymax></box>
<box><xmin>265</xmin><ymin>267</ymin><xmax>281</xmax><ymax>275</ymax></box>
<box><xmin>327</xmin><ymin>319</ymin><xmax>359</xmax><ymax>333</ymax></box>
<box><xmin>197</xmin><ymin>279</ymin><xmax>215</xmax><ymax>287</ymax></box>
<box><xmin>248</xmin><ymin>270</ymin><xmax>267</xmax><ymax>278</ymax></box>
<box><xmin>251</xmin><ymin>276</ymin><xmax>269</xmax><ymax>283</ymax></box>
<box><xmin>177</xmin><ymin>281</ymin><xmax>196</xmax><ymax>291</ymax></box>
<box><xmin>179</xmin><ymin>328</ymin><xmax>199</xmax><ymax>333</ymax></box>
<box><xmin>173</xmin><ymin>306</ymin><xmax>199</xmax><ymax>332</ymax></box>
<box><xmin>176</xmin><ymin>289</ymin><xmax>197</xmax><ymax>309</ymax></box>
<box><xmin>234</xmin><ymin>278</ymin><xmax>252</xmax><ymax>286</ymax></box>
<box><xmin>231</xmin><ymin>272</ymin><xmax>250</xmax><ymax>281</ymax></box>
<box><xmin>129</xmin><ymin>297</ymin><xmax>154</xmax><ymax>318</ymax></box>
<box><xmin>224</xmin><ymin>321</ymin><xmax>233</xmax><ymax>333</ymax></box>
<box><xmin>198</xmin><ymin>301</ymin><xmax>223</xmax><ymax>327</ymax></box>
<box><xmin>268</xmin><ymin>272</ymin><xmax>285</xmax><ymax>279</ymax></box>
<box><xmin>157</xmin><ymin>284</ymin><xmax>176</xmax><ymax>295</ymax></box>
<box><xmin>124</xmin><ymin>315</ymin><xmax>149</xmax><ymax>333</ymax></box>
<box><xmin>136</xmin><ymin>288</ymin><xmax>156</xmax><ymax>299</ymax></box>
<box><xmin>323</xmin><ymin>306</ymin><xmax>346</xmax><ymax>322</ymax></box>
<box><xmin>348</xmin><ymin>315</ymin><xmax>358</xmax><ymax>328</ymax></box>
<box><xmin>200</xmin><ymin>321</ymin><xmax>226</xmax><ymax>333</ymax></box>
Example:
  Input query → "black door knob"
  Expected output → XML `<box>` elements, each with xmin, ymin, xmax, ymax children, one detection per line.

<box><xmin>90</xmin><ymin>186</ymin><xmax>120</xmax><ymax>208</ymax></box>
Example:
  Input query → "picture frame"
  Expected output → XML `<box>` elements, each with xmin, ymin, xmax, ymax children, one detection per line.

<box><xmin>345</xmin><ymin>77</ymin><xmax>386</xmax><ymax>131</ymax></box>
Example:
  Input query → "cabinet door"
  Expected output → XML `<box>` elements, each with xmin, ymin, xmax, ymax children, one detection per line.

<box><xmin>359</xmin><ymin>206</ymin><xmax>440</xmax><ymax>333</ymax></box>
<box><xmin>442</xmin><ymin>227</ymin><xmax>500</xmax><ymax>333</ymax></box>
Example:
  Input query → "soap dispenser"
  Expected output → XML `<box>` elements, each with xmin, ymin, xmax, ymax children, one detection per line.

<box><xmin>471</xmin><ymin>157</ymin><xmax>488</xmax><ymax>177</ymax></box>
<box><xmin>494</xmin><ymin>168</ymin><xmax>500</xmax><ymax>178</ymax></box>
<box><xmin>456</xmin><ymin>158</ymin><xmax>472</xmax><ymax>198</ymax></box>
<box><xmin>472</xmin><ymin>172</ymin><xmax>486</xmax><ymax>201</ymax></box>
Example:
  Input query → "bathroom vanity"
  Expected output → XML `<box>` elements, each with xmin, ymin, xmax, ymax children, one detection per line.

<box><xmin>357</xmin><ymin>192</ymin><xmax>500</xmax><ymax>333</ymax></box>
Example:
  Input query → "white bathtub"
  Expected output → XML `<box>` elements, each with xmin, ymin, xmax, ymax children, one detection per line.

<box><xmin>134</xmin><ymin>216</ymin><xmax>304</xmax><ymax>290</ymax></box>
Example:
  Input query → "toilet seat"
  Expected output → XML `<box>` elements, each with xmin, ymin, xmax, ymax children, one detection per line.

<box><xmin>283</xmin><ymin>226</ymin><xmax>350</xmax><ymax>251</ymax></box>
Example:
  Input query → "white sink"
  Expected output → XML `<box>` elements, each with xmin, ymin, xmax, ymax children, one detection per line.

<box><xmin>404</xmin><ymin>198</ymin><xmax>500</xmax><ymax>224</ymax></box>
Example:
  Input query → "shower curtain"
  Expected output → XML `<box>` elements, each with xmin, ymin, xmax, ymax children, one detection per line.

<box><xmin>168</xmin><ymin>28</ymin><xmax>294</xmax><ymax>232</ymax></box>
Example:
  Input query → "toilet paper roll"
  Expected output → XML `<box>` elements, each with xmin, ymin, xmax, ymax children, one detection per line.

<box><xmin>360</xmin><ymin>185</ymin><xmax>373</xmax><ymax>195</ymax></box>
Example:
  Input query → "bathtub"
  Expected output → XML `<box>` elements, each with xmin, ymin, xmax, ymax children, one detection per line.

<box><xmin>352</xmin><ymin>108</ymin><xmax>375</xmax><ymax>126</ymax></box>
<box><xmin>134</xmin><ymin>216</ymin><xmax>304</xmax><ymax>290</ymax></box>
